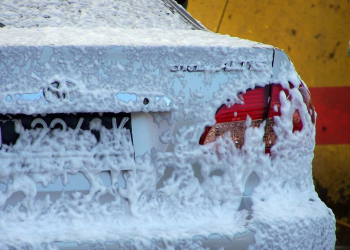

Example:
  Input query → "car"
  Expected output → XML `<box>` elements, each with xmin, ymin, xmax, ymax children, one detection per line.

<box><xmin>0</xmin><ymin>0</ymin><xmax>335</xmax><ymax>249</ymax></box>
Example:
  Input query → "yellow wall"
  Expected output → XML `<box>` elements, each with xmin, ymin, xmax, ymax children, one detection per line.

<box><xmin>188</xmin><ymin>0</ymin><xmax>350</xmax><ymax>243</ymax></box>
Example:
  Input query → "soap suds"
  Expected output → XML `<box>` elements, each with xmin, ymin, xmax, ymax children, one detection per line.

<box><xmin>0</xmin><ymin>1</ymin><xmax>335</xmax><ymax>249</ymax></box>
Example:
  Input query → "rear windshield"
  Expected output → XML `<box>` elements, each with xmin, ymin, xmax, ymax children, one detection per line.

<box><xmin>0</xmin><ymin>0</ymin><xmax>191</xmax><ymax>30</ymax></box>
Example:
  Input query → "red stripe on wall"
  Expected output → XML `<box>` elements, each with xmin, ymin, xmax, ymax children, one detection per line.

<box><xmin>309</xmin><ymin>86</ymin><xmax>350</xmax><ymax>145</ymax></box>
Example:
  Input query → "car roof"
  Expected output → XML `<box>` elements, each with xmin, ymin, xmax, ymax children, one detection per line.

<box><xmin>0</xmin><ymin>0</ymin><xmax>204</xmax><ymax>30</ymax></box>
<box><xmin>0</xmin><ymin>0</ymin><xmax>273</xmax><ymax>49</ymax></box>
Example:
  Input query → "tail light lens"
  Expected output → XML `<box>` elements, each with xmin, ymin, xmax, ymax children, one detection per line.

<box><xmin>199</xmin><ymin>86</ymin><xmax>269</xmax><ymax>147</ymax></box>
<box><xmin>199</xmin><ymin>83</ymin><xmax>315</xmax><ymax>153</ymax></box>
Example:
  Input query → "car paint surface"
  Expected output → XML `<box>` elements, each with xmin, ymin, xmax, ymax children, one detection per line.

<box><xmin>0</xmin><ymin>1</ymin><xmax>335</xmax><ymax>249</ymax></box>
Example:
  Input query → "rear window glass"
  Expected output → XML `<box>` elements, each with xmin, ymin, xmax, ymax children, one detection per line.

<box><xmin>0</xmin><ymin>0</ymin><xmax>191</xmax><ymax>30</ymax></box>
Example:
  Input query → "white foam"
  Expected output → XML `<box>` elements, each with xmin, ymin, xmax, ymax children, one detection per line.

<box><xmin>0</xmin><ymin>1</ymin><xmax>335</xmax><ymax>249</ymax></box>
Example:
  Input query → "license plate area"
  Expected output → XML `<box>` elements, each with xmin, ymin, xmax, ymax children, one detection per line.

<box><xmin>0</xmin><ymin>112</ymin><xmax>132</xmax><ymax>155</ymax></box>
<box><xmin>0</xmin><ymin>113</ymin><xmax>134</xmax><ymax>208</ymax></box>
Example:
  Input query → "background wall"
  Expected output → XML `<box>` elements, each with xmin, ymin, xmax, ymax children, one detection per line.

<box><xmin>187</xmin><ymin>0</ymin><xmax>350</xmax><ymax>245</ymax></box>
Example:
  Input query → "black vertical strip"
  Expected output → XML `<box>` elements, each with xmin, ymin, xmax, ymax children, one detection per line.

<box><xmin>266</xmin><ymin>49</ymin><xmax>276</xmax><ymax>118</ymax></box>
<box><xmin>272</xmin><ymin>48</ymin><xmax>276</xmax><ymax>68</ymax></box>
<box><xmin>0</xmin><ymin>122</ymin><xmax>2</xmax><ymax>149</ymax></box>
<box><xmin>263</xmin><ymin>84</ymin><xmax>272</xmax><ymax>120</ymax></box>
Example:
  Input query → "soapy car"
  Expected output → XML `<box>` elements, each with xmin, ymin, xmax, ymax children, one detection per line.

<box><xmin>0</xmin><ymin>0</ymin><xmax>335</xmax><ymax>249</ymax></box>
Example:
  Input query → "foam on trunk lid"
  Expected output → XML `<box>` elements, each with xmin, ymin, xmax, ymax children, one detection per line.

<box><xmin>0</xmin><ymin>28</ymin><xmax>335</xmax><ymax>249</ymax></box>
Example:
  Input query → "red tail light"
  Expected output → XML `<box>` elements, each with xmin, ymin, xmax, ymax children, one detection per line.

<box><xmin>199</xmin><ymin>83</ymin><xmax>315</xmax><ymax>153</ymax></box>
<box><xmin>199</xmin><ymin>86</ymin><xmax>269</xmax><ymax>147</ymax></box>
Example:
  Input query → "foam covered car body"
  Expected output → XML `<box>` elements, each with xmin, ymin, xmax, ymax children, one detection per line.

<box><xmin>0</xmin><ymin>0</ymin><xmax>335</xmax><ymax>249</ymax></box>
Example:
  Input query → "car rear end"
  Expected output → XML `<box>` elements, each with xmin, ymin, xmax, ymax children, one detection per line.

<box><xmin>0</xmin><ymin>1</ymin><xmax>335</xmax><ymax>249</ymax></box>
